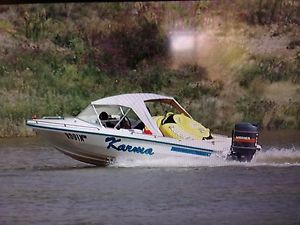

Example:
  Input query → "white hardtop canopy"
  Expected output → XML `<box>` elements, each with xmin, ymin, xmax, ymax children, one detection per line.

<box><xmin>91</xmin><ymin>93</ymin><xmax>191</xmax><ymax>135</ymax></box>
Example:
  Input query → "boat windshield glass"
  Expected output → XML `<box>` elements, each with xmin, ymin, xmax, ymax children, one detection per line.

<box><xmin>145</xmin><ymin>101</ymin><xmax>182</xmax><ymax>117</ymax></box>
<box><xmin>77</xmin><ymin>104</ymin><xmax>141</xmax><ymax>129</ymax></box>
<box><xmin>76</xmin><ymin>104</ymin><xmax>97</xmax><ymax>124</ymax></box>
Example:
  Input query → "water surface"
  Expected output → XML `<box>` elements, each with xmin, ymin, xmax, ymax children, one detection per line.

<box><xmin>0</xmin><ymin>131</ymin><xmax>299</xmax><ymax>225</ymax></box>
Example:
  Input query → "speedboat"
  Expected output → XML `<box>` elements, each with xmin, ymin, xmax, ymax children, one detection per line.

<box><xmin>26</xmin><ymin>93</ymin><xmax>261</xmax><ymax>166</ymax></box>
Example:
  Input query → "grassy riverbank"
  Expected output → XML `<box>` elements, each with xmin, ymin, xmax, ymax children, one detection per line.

<box><xmin>0</xmin><ymin>1</ymin><xmax>299</xmax><ymax>137</ymax></box>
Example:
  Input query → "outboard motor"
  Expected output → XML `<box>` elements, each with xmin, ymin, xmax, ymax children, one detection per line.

<box><xmin>228</xmin><ymin>122</ymin><xmax>260</xmax><ymax>162</ymax></box>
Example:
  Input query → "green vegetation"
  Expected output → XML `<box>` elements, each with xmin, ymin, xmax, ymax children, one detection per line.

<box><xmin>239</xmin><ymin>55</ymin><xmax>300</xmax><ymax>87</ymax></box>
<box><xmin>0</xmin><ymin>1</ymin><xmax>299</xmax><ymax>137</ymax></box>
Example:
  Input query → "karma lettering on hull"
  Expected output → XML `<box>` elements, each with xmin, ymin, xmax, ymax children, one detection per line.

<box><xmin>105</xmin><ymin>137</ymin><xmax>154</xmax><ymax>156</ymax></box>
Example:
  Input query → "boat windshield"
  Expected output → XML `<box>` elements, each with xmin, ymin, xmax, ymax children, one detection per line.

<box><xmin>145</xmin><ymin>99</ymin><xmax>190</xmax><ymax>118</ymax></box>
<box><xmin>77</xmin><ymin>104</ymin><xmax>141</xmax><ymax>129</ymax></box>
<box><xmin>76</xmin><ymin>104</ymin><xmax>97</xmax><ymax>124</ymax></box>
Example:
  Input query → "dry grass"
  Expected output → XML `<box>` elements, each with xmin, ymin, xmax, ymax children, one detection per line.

<box><xmin>264</xmin><ymin>81</ymin><xmax>300</xmax><ymax>104</ymax></box>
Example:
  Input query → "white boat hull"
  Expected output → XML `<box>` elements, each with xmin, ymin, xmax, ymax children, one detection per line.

<box><xmin>27</xmin><ymin>119</ymin><xmax>231</xmax><ymax>166</ymax></box>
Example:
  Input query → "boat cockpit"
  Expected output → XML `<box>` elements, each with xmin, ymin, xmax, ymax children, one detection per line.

<box><xmin>76</xmin><ymin>99</ymin><xmax>211</xmax><ymax>140</ymax></box>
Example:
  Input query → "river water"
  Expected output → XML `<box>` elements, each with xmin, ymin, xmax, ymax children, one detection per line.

<box><xmin>0</xmin><ymin>131</ymin><xmax>299</xmax><ymax>225</ymax></box>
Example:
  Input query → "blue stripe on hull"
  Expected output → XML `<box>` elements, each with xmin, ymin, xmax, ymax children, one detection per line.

<box><xmin>171</xmin><ymin>147</ymin><xmax>211</xmax><ymax>157</ymax></box>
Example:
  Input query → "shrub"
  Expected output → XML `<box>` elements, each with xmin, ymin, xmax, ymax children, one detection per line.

<box><xmin>22</xmin><ymin>8</ymin><xmax>50</xmax><ymax>41</ymax></box>
<box><xmin>126</xmin><ymin>65</ymin><xmax>170</xmax><ymax>93</ymax></box>
<box><xmin>237</xmin><ymin>0</ymin><xmax>299</xmax><ymax>25</ymax></box>
<box><xmin>114</xmin><ymin>17</ymin><xmax>168</xmax><ymax>69</ymax></box>
<box><xmin>239</xmin><ymin>55</ymin><xmax>300</xmax><ymax>88</ymax></box>
<box><xmin>176</xmin><ymin>64</ymin><xmax>208</xmax><ymax>80</ymax></box>
<box><xmin>176</xmin><ymin>64</ymin><xmax>222</xmax><ymax>99</ymax></box>
<box><xmin>236</xmin><ymin>95</ymin><xmax>276</xmax><ymax>125</ymax></box>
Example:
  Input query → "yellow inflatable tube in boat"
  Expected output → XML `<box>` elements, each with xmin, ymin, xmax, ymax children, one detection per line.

<box><xmin>152</xmin><ymin>116</ymin><xmax>164</xmax><ymax>128</ymax></box>
<box><xmin>158</xmin><ymin>112</ymin><xmax>210</xmax><ymax>140</ymax></box>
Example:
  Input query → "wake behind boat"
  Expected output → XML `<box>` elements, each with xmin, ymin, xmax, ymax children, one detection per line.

<box><xmin>26</xmin><ymin>93</ymin><xmax>261</xmax><ymax>166</ymax></box>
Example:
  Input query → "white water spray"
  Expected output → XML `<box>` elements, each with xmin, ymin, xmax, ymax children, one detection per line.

<box><xmin>111</xmin><ymin>147</ymin><xmax>300</xmax><ymax>168</ymax></box>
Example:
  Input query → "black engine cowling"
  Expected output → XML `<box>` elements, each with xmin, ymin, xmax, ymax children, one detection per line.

<box><xmin>228</xmin><ymin>122</ymin><xmax>259</xmax><ymax>162</ymax></box>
